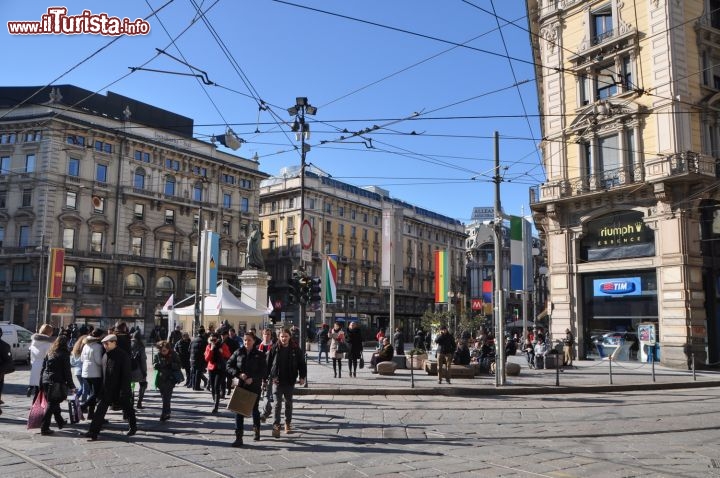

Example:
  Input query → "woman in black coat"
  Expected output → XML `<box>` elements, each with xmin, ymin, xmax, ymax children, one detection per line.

<box><xmin>40</xmin><ymin>335</ymin><xmax>76</xmax><ymax>435</ymax></box>
<box><xmin>226</xmin><ymin>332</ymin><xmax>267</xmax><ymax>446</ymax></box>
<box><xmin>346</xmin><ymin>321</ymin><xmax>363</xmax><ymax>377</ymax></box>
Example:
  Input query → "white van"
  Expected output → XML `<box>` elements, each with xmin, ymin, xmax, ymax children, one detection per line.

<box><xmin>0</xmin><ymin>322</ymin><xmax>32</xmax><ymax>364</ymax></box>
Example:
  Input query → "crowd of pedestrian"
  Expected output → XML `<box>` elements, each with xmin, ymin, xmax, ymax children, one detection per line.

<box><xmin>10</xmin><ymin>320</ymin><xmax>312</xmax><ymax>448</ymax></box>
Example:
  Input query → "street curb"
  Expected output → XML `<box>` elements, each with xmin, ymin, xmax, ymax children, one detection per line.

<box><xmin>295</xmin><ymin>380</ymin><xmax>720</xmax><ymax>396</ymax></box>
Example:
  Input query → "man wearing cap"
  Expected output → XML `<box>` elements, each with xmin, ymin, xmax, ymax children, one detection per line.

<box><xmin>434</xmin><ymin>325</ymin><xmax>456</xmax><ymax>385</ymax></box>
<box><xmin>85</xmin><ymin>334</ymin><xmax>137</xmax><ymax>440</ymax></box>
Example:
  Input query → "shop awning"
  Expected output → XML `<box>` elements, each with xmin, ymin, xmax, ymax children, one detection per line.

<box><xmin>536</xmin><ymin>309</ymin><xmax>548</xmax><ymax>321</ymax></box>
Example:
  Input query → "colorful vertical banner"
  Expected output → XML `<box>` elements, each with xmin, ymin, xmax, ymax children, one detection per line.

<box><xmin>48</xmin><ymin>248</ymin><xmax>65</xmax><ymax>299</ymax></box>
<box><xmin>510</xmin><ymin>216</ymin><xmax>524</xmax><ymax>291</ymax></box>
<box><xmin>325</xmin><ymin>254</ymin><xmax>338</xmax><ymax>303</ymax></box>
<box><xmin>434</xmin><ymin>250</ymin><xmax>448</xmax><ymax>303</ymax></box>
<box><xmin>203</xmin><ymin>230</ymin><xmax>220</xmax><ymax>294</ymax></box>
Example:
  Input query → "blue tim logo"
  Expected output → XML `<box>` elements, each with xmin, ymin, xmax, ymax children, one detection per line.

<box><xmin>599</xmin><ymin>281</ymin><xmax>636</xmax><ymax>294</ymax></box>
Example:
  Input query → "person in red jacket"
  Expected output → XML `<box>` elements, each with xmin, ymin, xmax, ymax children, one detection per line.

<box><xmin>204</xmin><ymin>332</ymin><xmax>231</xmax><ymax>414</ymax></box>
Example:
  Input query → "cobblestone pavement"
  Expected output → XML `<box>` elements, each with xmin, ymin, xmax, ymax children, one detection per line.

<box><xmin>1</xmin><ymin>347</ymin><xmax>719</xmax><ymax>477</ymax></box>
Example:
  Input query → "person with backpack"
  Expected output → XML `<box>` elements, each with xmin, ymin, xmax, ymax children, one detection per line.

<box><xmin>204</xmin><ymin>332</ymin><xmax>231</xmax><ymax>414</ymax></box>
<box><xmin>130</xmin><ymin>331</ymin><xmax>147</xmax><ymax>409</ymax></box>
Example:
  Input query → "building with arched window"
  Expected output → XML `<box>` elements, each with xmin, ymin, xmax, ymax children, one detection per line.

<box><xmin>527</xmin><ymin>1</ymin><xmax>720</xmax><ymax>367</ymax></box>
<box><xmin>0</xmin><ymin>85</ymin><xmax>266</xmax><ymax>333</ymax></box>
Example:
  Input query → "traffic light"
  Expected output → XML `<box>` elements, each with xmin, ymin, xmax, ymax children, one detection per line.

<box><xmin>299</xmin><ymin>274</ymin><xmax>311</xmax><ymax>305</ymax></box>
<box><xmin>310</xmin><ymin>277</ymin><xmax>321</xmax><ymax>303</ymax></box>
<box><xmin>288</xmin><ymin>271</ymin><xmax>301</xmax><ymax>305</ymax></box>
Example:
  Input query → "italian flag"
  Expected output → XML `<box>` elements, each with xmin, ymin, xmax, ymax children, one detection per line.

<box><xmin>325</xmin><ymin>254</ymin><xmax>338</xmax><ymax>303</ymax></box>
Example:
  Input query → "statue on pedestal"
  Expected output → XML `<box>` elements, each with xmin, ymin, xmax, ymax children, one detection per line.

<box><xmin>246</xmin><ymin>223</ymin><xmax>264</xmax><ymax>270</ymax></box>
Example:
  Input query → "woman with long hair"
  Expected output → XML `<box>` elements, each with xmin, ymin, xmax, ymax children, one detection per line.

<box><xmin>80</xmin><ymin>328</ymin><xmax>104</xmax><ymax>418</ymax></box>
<box><xmin>39</xmin><ymin>335</ymin><xmax>76</xmax><ymax>435</ymax></box>
<box><xmin>70</xmin><ymin>334</ymin><xmax>87</xmax><ymax>404</ymax></box>
<box><xmin>153</xmin><ymin>340</ymin><xmax>181</xmax><ymax>421</ymax></box>
<box><xmin>29</xmin><ymin>324</ymin><xmax>54</xmax><ymax>401</ymax></box>
<box><xmin>329</xmin><ymin>322</ymin><xmax>346</xmax><ymax>378</ymax></box>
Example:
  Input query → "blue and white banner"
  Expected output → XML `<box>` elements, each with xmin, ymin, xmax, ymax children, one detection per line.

<box><xmin>593</xmin><ymin>277</ymin><xmax>642</xmax><ymax>297</ymax></box>
<box><xmin>203</xmin><ymin>230</ymin><xmax>220</xmax><ymax>294</ymax></box>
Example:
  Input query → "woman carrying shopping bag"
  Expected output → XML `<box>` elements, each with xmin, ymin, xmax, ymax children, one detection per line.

<box><xmin>39</xmin><ymin>335</ymin><xmax>76</xmax><ymax>435</ymax></box>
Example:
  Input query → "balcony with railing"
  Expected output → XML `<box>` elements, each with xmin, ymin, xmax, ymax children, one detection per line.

<box><xmin>530</xmin><ymin>152</ymin><xmax>718</xmax><ymax>205</ymax></box>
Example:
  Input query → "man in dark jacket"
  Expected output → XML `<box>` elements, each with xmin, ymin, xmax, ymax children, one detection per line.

<box><xmin>226</xmin><ymin>332</ymin><xmax>267</xmax><ymax>447</ymax></box>
<box><xmin>435</xmin><ymin>325</ymin><xmax>456</xmax><ymax>385</ymax></box>
<box><xmin>174</xmin><ymin>332</ymin><xmax>192</xmax><ymax>387</ymax></box>
<box><xmin>189</xmin><ymin>330</ymin><xmax>208</xmax><ymax>391</ymax></box>
<box><xmin>0</xmin><ymin>327</ymin><xmax>13</xmax><ymax>415</ymax></box>
<box><xmin>267</xmin><ymin>329</ymin><xmax>306</xmax><ymax>438</ymax></box>
<box><xmin>392</xmin><ymin>327</ymin><xmax>405</xmax><ymax>356</ymax></box>
<box><xmin>85</xmin><ymin>334</ymin><xmax>137</xmax><ymax>440</ymax></box>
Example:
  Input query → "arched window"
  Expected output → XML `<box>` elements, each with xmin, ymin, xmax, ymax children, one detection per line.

<box><xmin>124</xmin><ymin>273</ymin><xmax>145</xmax><ymax>297</ymax></box>
<box><xmin>193</xmin><ymin>181</ymin><xmax>203</xmax><ymax>201</ymax></box>
<box><xmin>155</xmin><ymin>276</ymin><xmax>174</xmax><ymax>297</ymax></box>
<box><xmin>185</xmin><ymin>278</ymin><xmax>196</xmax><ymax>296</ymax></box>
<box><xmin>164</xmin><ymin>175</ymin><xmax>176</xmax><ymax>196</ymax></box>
<box><xmin>134</xmin><ymin>168</ymin><xmax>146</xmax><ymax>189</ymax></box>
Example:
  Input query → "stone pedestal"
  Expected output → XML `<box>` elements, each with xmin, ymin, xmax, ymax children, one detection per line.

<box><xmin>239</xmin><ymin>270</ymin><xmax>270</xmax><ymax>312</ymax></box>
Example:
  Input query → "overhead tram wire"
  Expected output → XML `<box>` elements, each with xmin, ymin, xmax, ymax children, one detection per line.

<box><xmin>146</xmin><ymin>0</ymin><xmax>236</xmax><ymax>135</ymax></box>
<box><xmin>462</xmin><ymin>0</ymin><xmax>720</xmax><ymax>114</ymax></box>
<box><xmin>3</xmin><ymin>0</ymin><xmax>219</xmax><ymax>149</ymax></box>
<box><xmin>488</xmin><ymin>0</ymin><xmax>542</xmax><ymax>168</ymax></box>
<box><xmin>187</xmin><ymin>0</ymin><xmax>302</xmax><ymax>159</ymax></box>
<box><xmin>318</xmin><ymin>12</ymin><xmax>531</xmax><ymax>110</ymax></box>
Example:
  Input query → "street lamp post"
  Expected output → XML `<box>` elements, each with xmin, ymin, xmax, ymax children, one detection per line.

<box><xmin>288</xmin><ymin>97</ymin><xmax>317</xmax><ymax>356</ymax></box>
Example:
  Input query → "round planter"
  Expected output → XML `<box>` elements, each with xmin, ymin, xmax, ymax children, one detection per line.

<box><xmin>405</xmin><ymin>354</ymin><xmax>427</xmax><ymax>370</ymax></box>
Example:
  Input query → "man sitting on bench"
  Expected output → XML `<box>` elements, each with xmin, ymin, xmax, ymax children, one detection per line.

<box><xmin>370</xmin><ymin>337</ymin><xmax>394</xmax><ymax>373</ymax></box>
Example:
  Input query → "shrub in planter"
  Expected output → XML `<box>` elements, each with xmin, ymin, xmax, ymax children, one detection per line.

<box><xmin>406</xmin><ymin>348</ymin><xmax>428</xmax><ymax>369</ymax></box>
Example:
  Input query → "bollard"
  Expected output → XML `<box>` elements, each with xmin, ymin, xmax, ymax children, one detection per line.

<box><xmin>304</xmin><ymin>352</ymin><xmax>309</xmax><ymax>387</ymax></box>
<box><xmin>556</xmin><ymin>359</ymin><xmax>560</xmax><ymax>386</ymax></box>
<box><xmin>651</xmin><ymin>346</ymin><xmax>655</xmax><ymax>383</ymax></box>
<box><xmin>692</xmin><ymin>352</ymin><xmax>696</xmax><ymax>381</ymax></box>
<box><xmin>410</xmin><ymin>351</ymin><xmax>415</xmax><ymax>388</ymax></box>
<box><xmin>608</xmin><ymin>357</ymin><xmax>613</xmax><ymax>385</ymax></box>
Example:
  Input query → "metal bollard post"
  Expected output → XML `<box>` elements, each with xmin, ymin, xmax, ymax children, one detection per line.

<box><xmin>692</xmin><ymin>352</ymin><xmax>696</xmax><ymax>381</ymax></box>
<box><xmin>651</xmin><ymin>346</ymin><xmax>655</xmax><ymax>383</ymax></box>
<box><xmin>556</xmin><ymin>358</ymin><xmax>560</xmax><ymax>386</ymax></box>
<box><xmin>608</xmin><ymin>357</ymin><xmax>613</xmax><ymax>385</ymax></box>
<box><xmin>410</xmin><ymin>351</ymin><xmax>415</xmax><ymax>389</ymax></box>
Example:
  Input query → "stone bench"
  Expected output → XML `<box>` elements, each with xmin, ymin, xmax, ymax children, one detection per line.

<box><xmin>449</xmin><ymin>365</ymin><xmax>475</xmax><ymax>378</ymax></box>
<box><xmin>376</xmin><ymin>361</ymin><xmax>397</xmax><ymax>375</ymax></box>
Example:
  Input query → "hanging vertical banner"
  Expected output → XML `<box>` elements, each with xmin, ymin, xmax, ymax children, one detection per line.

<box><xmin>510</xmin><ymin>216</ymin><xmax>524</xmax><ymax>291</ymax></box>
<box><xmin>381</xmin><ymin>206</ymin><xmax>404</xmax><ymax>289</ymax></box>
<box><xmin>203</xmin><ymin>230</ymin><xmax>220</xmax><ymax>294</ymax></box>
<box><xmin>434</xmin><ymin>250</ymin><xmax>448</xmax><ymax>303</ymax></box>
<box><xmin>48</xmin><ymin>248</ymin><xmax>65</xmax><ymax>299</ymax></box>
<box><xmin>325</xmin><ymin>254</ymin><xmax>338</xmax><ymax>303</ymax></box>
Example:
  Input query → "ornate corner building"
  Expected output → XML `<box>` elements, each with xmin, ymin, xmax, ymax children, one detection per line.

<box><xmin>259</xmin><ymin>167</ymin><xmax>467</xmax><ymax>339</ymax></box>
<box><xmin>527</xmin><ymin>1</ymin><xmax>720</xmax><ymax>367</ymax></box>
<box><xmin>0</xmin><ymin>85</ymin><xmax>266</xmax><ymax>333</ymax></box>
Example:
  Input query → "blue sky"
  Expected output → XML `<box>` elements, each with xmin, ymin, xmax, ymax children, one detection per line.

<box><xmin>2</xmin><ymin>0</ymin><xmax>543</xmax><ymax>224</ymax></box>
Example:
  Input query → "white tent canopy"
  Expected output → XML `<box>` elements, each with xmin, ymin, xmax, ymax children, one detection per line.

<box><xmin>169</xmin><ymin>281</ymin><xmax>267</xmax><ymax>333</ymax></box>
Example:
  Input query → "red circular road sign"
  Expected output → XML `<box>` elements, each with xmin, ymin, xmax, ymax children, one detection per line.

<box><xmin>300</xmin><ymin>219</ymin><xmax>313</xmax><ymax>249</ymax></box>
